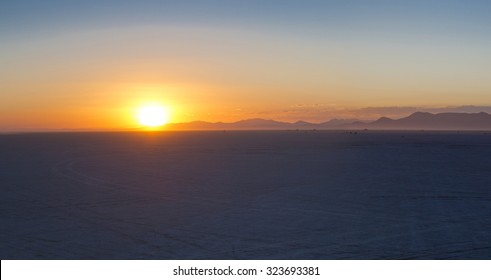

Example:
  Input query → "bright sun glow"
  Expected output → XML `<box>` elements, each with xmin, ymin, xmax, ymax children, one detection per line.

<box><xmin>137</xmin><ymin>105</ymin><xmax>169</xmax><ymax>127</ymax></box>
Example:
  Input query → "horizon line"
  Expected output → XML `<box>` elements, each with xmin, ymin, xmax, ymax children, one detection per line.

<box><xmin>2</xmin><ymin>111</ymin><xmax>490</xmax><ymax>133</ymax></box>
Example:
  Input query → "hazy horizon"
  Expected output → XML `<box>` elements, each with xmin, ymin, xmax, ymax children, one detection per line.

<box><xmin>3</xmin><ymin>110</ymin><xmax>491</xmax><ymax>133</ymax></box>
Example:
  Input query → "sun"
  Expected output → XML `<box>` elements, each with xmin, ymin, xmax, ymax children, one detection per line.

<box><xmin>137</xmin><ymin>105</ymin><xmax>170</xmax><ymax>127</ymax></box>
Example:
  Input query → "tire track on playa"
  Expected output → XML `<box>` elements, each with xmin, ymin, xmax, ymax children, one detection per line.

<box><xmin>48</xmin><ymin>155</ymin><xmax>210</xmax><ymax>257</ymax></box>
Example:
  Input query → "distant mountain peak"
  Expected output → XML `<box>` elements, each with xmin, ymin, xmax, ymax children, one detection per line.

<box><xmin>364</xmin><ymin>112</ymin><xmax>491</xmax><ymax>130</ymax></box>
<box><xmin>321</xmin><ymin>119</ymin><xmax>363</xmax><ymax>126</ymax></box>
<box><xmin>294</xmin><ymin>120</ymin><xmax>313</xmax><ymax>125</ymax></box>
<box><xmin>409</xmin><ymin>111</ymin><xmax>433</xmax><ymax>116</ymax></box>
<box><xmin>377</xmin><ymin>116</ymin><xmax>393</xmax><ymax>121</ymax></box>
<box><xmin>373</xmin><ymin>117</ymin><xmax>394</xmax><ymax>124</ymax></box>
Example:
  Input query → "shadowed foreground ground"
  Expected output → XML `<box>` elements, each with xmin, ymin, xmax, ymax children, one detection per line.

<box><xmin>1</xmin><ymin>131</ymin><xmax>490</xmax><ymax>259</ymax></box>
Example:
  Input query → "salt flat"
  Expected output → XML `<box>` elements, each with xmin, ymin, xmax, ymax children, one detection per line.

<box><xmin>1</xmin><ymin>131</ymin><xmax>490</xmax><ymax>259</ymax></box>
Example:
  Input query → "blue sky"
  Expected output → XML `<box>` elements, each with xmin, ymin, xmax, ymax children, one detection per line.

<box><xmin>2</xmin><ymin>0</ymin><xmax>490</xmax><ymax>35</ymax></box>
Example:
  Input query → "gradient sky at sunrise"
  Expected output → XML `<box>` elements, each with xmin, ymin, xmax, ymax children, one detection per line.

<box><xmin>1</xmin><ymin>0</ymin><xmax>491</xmax><ymax>130</ymax></box>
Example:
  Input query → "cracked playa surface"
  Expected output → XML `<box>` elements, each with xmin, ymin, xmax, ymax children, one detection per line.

<box><xmin>1</xmin><ymin>131</ymin><xmax>491</xmax><ymax>259</ymax></box>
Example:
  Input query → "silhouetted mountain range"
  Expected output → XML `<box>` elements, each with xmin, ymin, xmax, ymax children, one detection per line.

<box><xmin>361</xmin><ymin>112</ymin><xmax>491</xmax><ymax>130</ymax></box>
<box><xmin>164</xmin><ymin>112</ymin><xmax>491</xmax><ymax>131</ymax></box>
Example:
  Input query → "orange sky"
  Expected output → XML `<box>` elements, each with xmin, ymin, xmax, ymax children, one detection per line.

<box><xmin>1</xmin><ymin>2</ymin><xmax>491</xmax><ymax>131</ymax></box>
